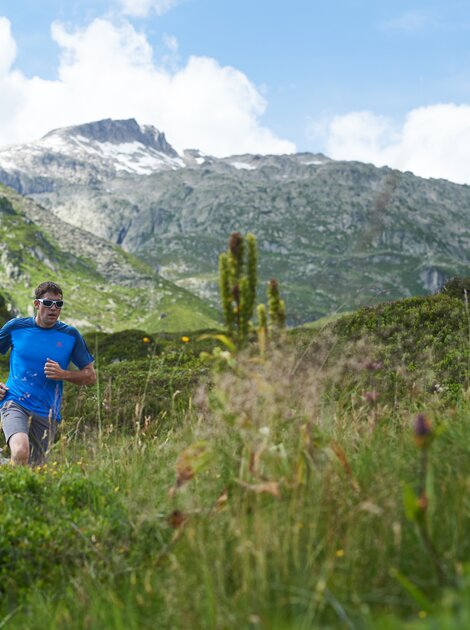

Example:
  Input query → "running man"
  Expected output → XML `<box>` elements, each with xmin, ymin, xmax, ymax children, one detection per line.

<box><xmin>0</xmin><ymin>281</ymin><xmax>96</xmax><ymax>465</ymax></box>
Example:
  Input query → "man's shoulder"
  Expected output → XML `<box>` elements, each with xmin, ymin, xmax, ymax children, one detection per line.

<box><xmin>55</xmin><ymin>321</ymin><xmax>82</xmax><ymax>338</ymax></box>
<box><xmin>1</xmin><ymin>317</ymin><xmax>33</xmax><ymax>332</ymax></box>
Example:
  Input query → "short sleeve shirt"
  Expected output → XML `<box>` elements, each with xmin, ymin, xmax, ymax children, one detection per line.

<box><xmin>0</xmin><ymin>317</ymin><xmax>94</xmax><ymax>421</ymax></box>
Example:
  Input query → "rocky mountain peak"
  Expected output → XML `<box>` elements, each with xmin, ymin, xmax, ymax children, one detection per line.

<box><xmin>42</xmin><ymin>118</ymin><xmax>179</xmax><ymax>157</ymax></box>
<box><xmin>0</xmin><ymin>118</ymin><xmax>185</xmax><ymax>189</ymax></box>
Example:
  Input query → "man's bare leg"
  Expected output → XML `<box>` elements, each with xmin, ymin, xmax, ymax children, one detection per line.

<box><xmin>9</xmin><ymin>432</ymin><xmax>29</xmax><ymax>465</ymax></box>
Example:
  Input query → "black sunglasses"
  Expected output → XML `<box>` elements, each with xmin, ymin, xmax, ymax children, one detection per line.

<box><xmin>36</xmin><ymin>298</ymin><xmax>64</xmax><ymax>308</ymax></box>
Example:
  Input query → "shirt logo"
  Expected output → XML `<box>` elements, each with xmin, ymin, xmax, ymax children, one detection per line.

<box><xmin>56</xmin><ymin>341</ymin><xmax>63</xmax><ymax>347</ymax></box>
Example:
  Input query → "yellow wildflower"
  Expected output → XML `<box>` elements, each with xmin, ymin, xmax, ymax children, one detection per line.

<box><xmin>142</xmin><ymin>337</ymin><xmax>150</xmax><ymax>343</ymax></box>
<box><xmin>181</xmin><ymin>336</ymin><xmax>190</xmax><ymax>343</ymax></box>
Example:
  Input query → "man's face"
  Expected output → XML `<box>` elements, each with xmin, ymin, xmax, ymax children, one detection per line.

<box><xmin>34</xmin><ymin>292</ymin><xmax>63</xmax><ymax>328</ymax></box>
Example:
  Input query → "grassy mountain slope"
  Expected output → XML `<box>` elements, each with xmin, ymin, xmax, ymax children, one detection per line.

<box><xmin>0</xmin><ymin>184</ymin><xmax>220</xmax><ymax>332</ymax></box>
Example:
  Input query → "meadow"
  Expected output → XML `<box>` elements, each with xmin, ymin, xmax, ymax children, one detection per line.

<box><xmin>1</xmin><ymin>287</ymin><xmax>470</xmax><ymax>628</ymax></box>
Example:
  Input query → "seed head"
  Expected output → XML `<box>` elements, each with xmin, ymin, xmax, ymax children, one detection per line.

<box><xmin>269</xmin><ymin>279</ymin><xmax>279</xmax><ymax>295</ymax></box>
<box><xmin>168</xmin><ymin>510</ymin><xmax>186</xmax><ymax>529</ymax></box>
<box><xmin>364</xmin><ymin>360</ymin><xmax>383</xmax><ymax>371</ymax></box>
<box><xmin>364</xmin><ymin>390</ymin><xmax>379</xmax><ymax>403</ymax></box>
<box><xmin>229</xmin><ymin>232</ymin><xmax>243</xmax><ymax>257</ymax></box>
<box><xmin>413</xmin><ymin>414</ymin><xmax>434</xmax><ymax>448</ymax></box>
<box><xmin>417</xmin><ymin>493</ymin><xmax>428</xmax><ymax>513</ymax></box>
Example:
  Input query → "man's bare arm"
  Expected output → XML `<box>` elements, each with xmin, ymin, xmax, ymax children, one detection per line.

<box><xmin>44</xmin><ymin>359</ymin><xmax>96</xmax><ymax>385</ymax></box>
<box><xmin>0</xmin><ymin>382</ymin><xmax>8</xmax><ymax>400</ymax></box>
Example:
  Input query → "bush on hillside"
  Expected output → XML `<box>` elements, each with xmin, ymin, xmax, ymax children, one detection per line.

<box><xmin>83</xmin><ymin>329</ymin><xmax>220</xmax><ymax>367</ymax></box>
<box><xmin>0</xmin><ymin>291</ymin><xmax>16</xmax><ymax>327</ymax></box>
<box><xmin>289</xmin><ymin>293</ymin><xmax>470</xmax><ymax>407</ymax></box>
<box><xmin>440</xmin><ymin>276</ymin><xmax>470</xmax><ymax>301</ymax></box>
<box><xmin>0</xmin><ymin>196</ymin><xmax>16</xmax><ymax>216</ymax></box>
<box><xmin>328</xmin><ymin>293</ymin><xmax>470</xmax><ymax>402</ymax></box>
<box><xmin>63</xmin><ymin>331</ymin><xmax>213</xmax><ymax>431</ymax></box>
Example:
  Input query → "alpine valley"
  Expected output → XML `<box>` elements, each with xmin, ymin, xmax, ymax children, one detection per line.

<box><xmin>1</xmin><ymin>117</ymin><xmax>470</xmax><ymax>326</ymax></box>
<box><xmin>0</xmin><ymin>185</ymin><xmax>219</xmax><ymax>332</ymax></box>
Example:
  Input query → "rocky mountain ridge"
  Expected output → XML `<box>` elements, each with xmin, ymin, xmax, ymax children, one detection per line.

<box><xmin>0</xmin><ymin>118</ymin><xmax>330</xmax><ymax>193</ymax></box>
<box><xmin>1</xmin><ymin>118</ymin><xmax>469</xmax><ymax>324</ymax></box>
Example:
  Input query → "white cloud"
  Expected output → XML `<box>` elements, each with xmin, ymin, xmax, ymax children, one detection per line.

<box><xmin>163</xmin><ymin>34</ymin><xmax>178</xmax><ymax>53</ymax></box>
<box><xmin>320</xmin><ymin>104</ymin><xmax>470</xmax><ymax>184</ymax></box>
<box><xmin>380</xmin><ymin>10</ymin><xmax>435</xmax><ymax>33</ymax></box>
<box><xmin>118</xmin><ymin>0</ymin><xmax>184</xmax><ymax>18</ymax></box>
<box><xmin>161</xmin><ymin>33</ymin><xmax>179</xmax><ymax>70</ymax></box>
<box><xmin>0</xmin><ymin>17</ymin><xmax>294</xmax><ymax>156</ymax></box>
<box><xmin>324</xmin><ymin>111</ymin><xmax>400</xmax><ymax>164</ymax></box>
<box><xmin>0</xmin><ymin>17</ymin><xmax>17</xmax><ymax>76</ymax></box>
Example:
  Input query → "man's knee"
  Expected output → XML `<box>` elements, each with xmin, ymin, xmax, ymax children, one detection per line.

<box><xmin>9</xmin><ymin>432</ymin><xmax>29</xmax><ymax>465</ymax></box>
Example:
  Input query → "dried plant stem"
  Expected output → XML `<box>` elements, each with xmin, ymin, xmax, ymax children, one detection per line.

<box><xmin>417</xmin><ymin>448</ymin><xmax>445</xmax><ymax>587</ymax></box>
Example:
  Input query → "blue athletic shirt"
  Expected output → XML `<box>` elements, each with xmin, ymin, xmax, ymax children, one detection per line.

<box><xmin>0</xmin><ymin>317</ymin><xmax>94</xmax><ymax>421</ymax></box>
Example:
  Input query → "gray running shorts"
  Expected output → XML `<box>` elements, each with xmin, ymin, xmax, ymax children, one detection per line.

<box><xmin>1</xmin><ymin>400</ymin><xmax>57</xmax><ymax>464</ymax></box>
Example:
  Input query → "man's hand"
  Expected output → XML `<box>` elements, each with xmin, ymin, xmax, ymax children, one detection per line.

<box><xmin>44</xmin><ymin>358</ymin><xmax>65</xmax><ymax>381</ymax></box>
<box><xmin>44</xmin><ymin>359</ymin><xmax>96</xmax><ymax>385</ymax></box>
<box><xmin>0</xmin><ymin>382</ymin><xmax>9</xmax><ymax>400</ymax></box>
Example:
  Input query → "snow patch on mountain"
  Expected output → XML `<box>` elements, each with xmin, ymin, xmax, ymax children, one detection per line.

<box><xmin>302</xmin><ymin>159</ymin><xmax>327</xmax><ymax>166</ymax></box>
<box><xmin>0</xmin><ymin>118</ymin><xmax>184</xmax><ymax>180</ymax></box>
<box><xmin>230</xmin><ymin>161</ymin><xmax>257</xmax><ymax>170</ymax></box>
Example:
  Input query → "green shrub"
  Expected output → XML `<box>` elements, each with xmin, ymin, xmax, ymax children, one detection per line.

<box><xmin>0</xmin><ymin>463</ymin><xmax>128</xmax><ymax>607</ymax></box>
<box><xmin>63</xmin><ymin>330</ymin><xmax>212</xmax><ymax>431</ymax></box>
<box><xmin>440</xmin><ymin>276</ymin><xmax>470</xmax><ymax>301</ymax></box>
<box><xmin>0</xmin><ymin>290</ymin><xmax>16</xmax><ymax>327</ymax></box>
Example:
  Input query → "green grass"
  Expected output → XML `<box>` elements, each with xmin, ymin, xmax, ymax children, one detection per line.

<box><xmin>1</xmin><ymin>293</ymin><xmax>470</xmax><ymax>628</ymax></box>
<box><xmin>298</xmin><ymin>310</ymin><xmax>353</xmax><ymax>329</ymax></box>
<box><xmin>0</xmin><ymin>187</ymin><xmax>222</xmax><ymax>333</ymax></box>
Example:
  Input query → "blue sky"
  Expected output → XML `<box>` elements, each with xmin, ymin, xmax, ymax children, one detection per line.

<box><xmin>1</xmin><ymin>0</ymin><xmax>470</xmax><ymax>183</ymax></box>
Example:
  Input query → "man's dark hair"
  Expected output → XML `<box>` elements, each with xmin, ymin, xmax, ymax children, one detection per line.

<box><xmin>34</xmin><ymin>281</ymin><xmax>63</xmax><ymax>299</ymax></box>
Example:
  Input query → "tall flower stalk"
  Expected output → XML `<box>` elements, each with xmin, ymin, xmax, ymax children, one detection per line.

<box><xmin>409</xmin><ymin>414</ymin><xmax>445</xmax><ymax>586</ymax></box>
<box><xmin>219</xmin><ymin>232</ymin><xmax>258</xmax><ymax>349</ymax></box>
<box><xmin>218</xmin><ymin>232</ymin><xmax>286</xmax><ymax>352</ymax></box>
